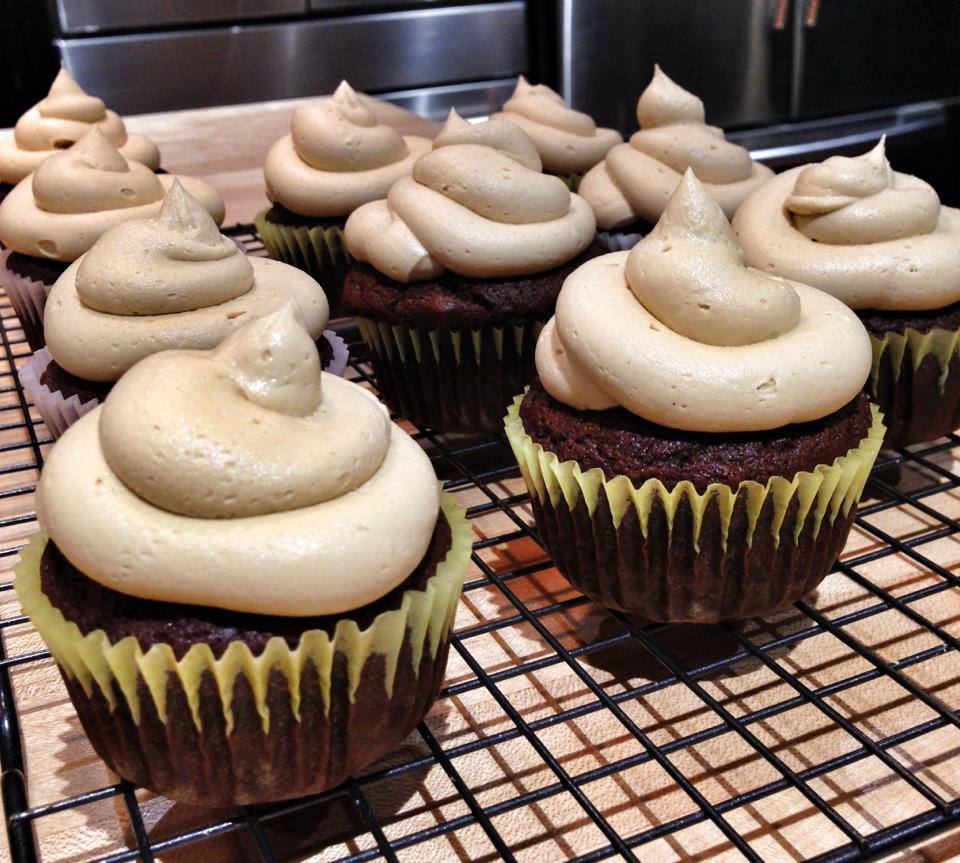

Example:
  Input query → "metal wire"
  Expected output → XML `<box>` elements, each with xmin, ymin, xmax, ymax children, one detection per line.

<box><xmin>0</xmin><ymin>224</ymin><xmax>958</xmax><ymax>862</ymax></box>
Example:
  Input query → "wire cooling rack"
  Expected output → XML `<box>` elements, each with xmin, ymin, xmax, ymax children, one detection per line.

<box><xmin>0</xmin><ymin>224</ymin><xmax>958</xmax><ymax>863</ymax></box>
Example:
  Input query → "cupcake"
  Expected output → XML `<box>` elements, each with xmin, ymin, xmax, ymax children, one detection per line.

<box><xmin>258</xmin><ymin>80</ymin><xmax>432</xmax><ymax>313</ymax></box>
<box><xmin>15</xmin><ymin>304</ymin><xmax>472</xmax><ymax>805</ymax></box>
<box><xmin>342</xmin><ymin>121</ymin><xmax>599</xmax><ymax>433</ymax></box>
<box><xmin>492</xmin><ymin>76</ymin><xmax>622</xmax><ymax>189</ymax></box>
<box><xmin>579</xmin><ymin>65</ymin><xmax>773</xmax><ymax>251</ymax></box>
<box><xmin>733</xmin><ymin>139</ymin><xmax>960</xmax><ymax>448</ymax></box>
<box><xmin>20</xmin><ymin>181</ymin><xmax>347</xmax><ymax>439</ymax></box>
<box><xmin>0</xmin><ymin>128</ymin><xmax>224</xmax><ymax>350</ymax></box>
<box><xmin>505</xmin><ymin>171</ymin><xmax>884</xmax><ymax>622</ymax></box>
<box><xmin>0</xmin><ymin>66</ymin><xmax>160</xmax><ymax>198</ymax></box>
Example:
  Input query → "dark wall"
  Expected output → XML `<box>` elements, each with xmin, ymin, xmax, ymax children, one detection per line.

<box><xmin>0</xmin><ymin>0</ymin><xmax>59</xmax><ymax>127</ymax></box>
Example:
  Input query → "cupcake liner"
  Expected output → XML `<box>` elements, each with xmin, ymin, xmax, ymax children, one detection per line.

<box><xmin>869</xmin><ymin>324</ymin><xmax>960</xmax><ymax>448</ymax></box>
<box><xmin>0</xmin><ymin>248</ymin><xmax>53</xmax><ymax>351</ymax></box>
<box><xmin>357</xmin><ymin>317</ymin><xmax>544</xmax><ymax>433</ymax></box>
<box><xmin>255</xmin><ymin>211</ymin><xmax>351</xmax><ymax>315</ymax></box>
<box><xmin>322</xmin><ymin>328</ymin><xmax>350</xmax><ymax>377</ymax></box>
<box><xmin>505</xmin><ymin>392</ymin><xmax>884</xmax><ymax>622</ymax></box>
<box><xmin>18</xmin><ymin>349</ymin><xmax>102</xmax><ymax>439</ymax></box>
<box><xmin>15</xmin><ymin>493</ymin><xmax>472</xmax><ymax>806</ymax></box>
<box><xmin>596</xmin><ymin>230</ymin><xmax>644</xmax><ymax>252</ymax></box>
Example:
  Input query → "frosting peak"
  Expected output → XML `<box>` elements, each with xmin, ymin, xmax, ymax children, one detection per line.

<box><xmin>538</xmin><ymin>172</ymin><xmax>872</xmax><ymax>432</ymax></box>
<box><xmin>345</xmin><ymin>143</ymin><xmax>595</xmax><ymax>282</ymax></box>
<box><xmin>578</xmin><ymin>65</ymin><xmax>772</xmax><ymax>228</ymax></box>
<box><xmin>39</xmin><ymin>67</ymin><xmax>105</xmax><ymax>124</ymax></box>
<box><xmin>492</xmin><ymin>76</ymin><xmax>622</xmax><ymax>175</ymax></box>
<box><xmin>265</xmin><ymin>80</ymin><xmax>431</xmax><ymax>217</ymax></box>
<box><xmin>785</xmin><ymin>138</ymin><xmax>940</xmax><ymax>244</ymax></box>
<box><xmin>627</xmin><ymin>170</ymin><xmax>800</xmax><ymax>346</ymax></box>
<box><xmin>732</xmin><ymin>141</ymin><xmax>960</xmax><ymax>310</ymax></box>
<box><xmin>433</xmin><ymin>109</ymin><xmax>542</xmax><ymax>171</ymax></box>
<box><xmin>215</xmin><ymin>304</ymin><xmax>323</xmax><ymax>417</ymax></box>
<box><xmin>636</xmin><ymin>64</ymin><xmax>705</xmax><ymax>128</ymax></box>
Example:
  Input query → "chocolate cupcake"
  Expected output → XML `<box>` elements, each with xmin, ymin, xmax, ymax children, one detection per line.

<box><xmin>505</xmin><ymin>171</ymin><xmax>883</xmax><ymax>623</ymax></box>
<box><xmin>342</xmin><ymin>118</ymin><xmax>598</xmax><ymax>433</ymax></box>
<box><xmin>579</xmin><ymin>65</ymin><xmax>773</xmax><ymax>251</ymax></box>
<box><xmin>258</xmin><ymin>81</ymin><xmax>431</xmax><ymax>313</ymax></box>
<box><xmin>20</xmin><ymin>181</ymin><xmax>345</xmax><ymax>438</ymax></box>
<box><xmin>0</xmin><ymin>66</ymin><xmax>160</xmax><ymax>201</ymax></box>
<box><xmin>15</xmin><ymin>305</ymin><xmax>472</xmax><ymax>806</ymax></box>
<box><xmin>0</xmin><ymin>129</ymin><xmax>223</xmax><ymax>351</ymax></box>
<box><xmin>733</xmin><ymin>138</ymin><xmax>960</xmax><ymax>448</ymax></box>
<box><xmin>492</xmin><ymin>76</ymin><xmax>622</xmax><ymax>190</ymax></box>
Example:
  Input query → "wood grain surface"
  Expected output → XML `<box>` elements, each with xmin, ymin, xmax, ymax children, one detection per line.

<box><xmin>0</xmin><ymin>96</ymin><xmax>957</xmax><ymax>863</ymax></box>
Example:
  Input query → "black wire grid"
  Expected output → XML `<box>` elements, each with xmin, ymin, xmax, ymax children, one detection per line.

<box><xmin>0</xmin><ymin>224</ymin><xmax>957</xmax><ymax>862</ymax></box>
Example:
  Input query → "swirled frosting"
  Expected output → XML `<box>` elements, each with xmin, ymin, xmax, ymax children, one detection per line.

<box><xmin>578</xmin><ymin>65</ymin><xmax>773</xmax><ymax>229</ymax></box>
<box><xmin>0</xmin><ymin>66</ymin><xmax>159</xmax><ymax>185</ymax></box>
<box><xmin>733</xmin><ymin>139</ymin><xmax>960</xmax><ymax>310</ymax></box>
<box><xmin>433</xmin><ymin>109</ymin><xmax>542</xmax><ymax>171</ymax></box>
<box><xmin>45</xmin><ymin>181</ymin><xmax>328</xmax><ymax>381</ymax></box>
<box><xmin>538</xmin><ymin>170</ymin><xmax>871</xmax><ymax>432</ymax></box>
<box><xmin>0</xmin><ymin>128</ymin><xmax>224</xmax><ymax>262</ymax></box>
<box><xmin>345</xmin><ymin>143</ymin><xmax>596</xmax><ymax>282</ymax></box>
<box><xmin>36</xmin><ymin>304</ymin><xmax>441</xmax><ymax>616</ymax></box>
<box><xmin>492</xmin><ymin>76</ymin><xmax>622</xmax><ymax>175</ymax></box>
<box><xmin>264</xmin><ymin>80</ymin><xmax>432</xmax><ymax>217</ymax></box>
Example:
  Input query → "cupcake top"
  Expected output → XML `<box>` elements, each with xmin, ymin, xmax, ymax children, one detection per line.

<box><xmin>578</xmin><ymin>65</ymin><xmax>774</xmax><ymax>229</ymax></box>
<box><xmin>36</xmin><ymin>304</ymin><xmax>440</xmax><ymax>616</ymax></box>
<box><xmin>0</xmin><ymin>66</ymin><xmax>160</xmax><ymax>186</ymax></box>
<box><xmin>492</xmin><ymin>76</ymin><xmax>622</xmax><ymax>175</ymax></box>
<box><xmin>537</xmin><ymin>170</ymin><xmax>871</xmax><ymax>432</ymax></box>
<box><xmin>263</xmin><ymin>80</ymin><xmax>432</xmax><ymax>218</ymax></box>
<box><xmin>344</xmin><ymin>120</ymin><xmax>596</xmax><ymax>283</ymax></box>
<box><xmin>44</xmin><ymin>181</ymin><xmax>329</xmax><ymax>382</ymax></box>
<box><xmin>733</xmin><ymin>138</ymin><xmax>960</xmax><ymax>311</ymax></box>
<box><xmin>0</xmin><ymin>128</ymin><xmax>224</xmax><ymax>262</ymax></box>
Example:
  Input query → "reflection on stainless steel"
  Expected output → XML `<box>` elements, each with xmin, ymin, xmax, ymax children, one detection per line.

<box><xmin>309</xmin><ymin>0</ymin><xmax>447</xmax><ymax>10</ymax></box>
<box><xmin>53</xmin><ymin>0</ymin><xmax>305</xmax><ymax>34</ymax></box>
<box><xmin>555</xmin><ymin>0</ymin><xmax>791</xmax><ymax>132</ymax></box>
<box><xmin>57</xmin><ymin>3</ymin><xmax>526</xmax><ymax>114</ymax></box>
<box><xmin>378</xmin><ymin>79</ymin><xmax>519</xmax><ymax>122</ymax></box>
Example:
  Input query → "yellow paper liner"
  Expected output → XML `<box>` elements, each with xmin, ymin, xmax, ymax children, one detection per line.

<box><xmin>254</xmin><ymin>210</ymin><xmax>351</xmax><ymax>310</ymax></box>
<box><xmin>505</xmin><ymin>392</ymin><xmax>884</xmax><ymax>553</ymax></box>
<box><xmin>869</xmin><ymin>325</ymin><xmax>960</xmax><ymax>391</ymax></box>
<box><xmin>356</xmin><ymin>317</ymin><xmax>544</xmax><ymax>432</ymax></box>
<box><xmin>14</xmin><ymin>493</ymin><xmax>472</xmax><ymax>736</ymax></box>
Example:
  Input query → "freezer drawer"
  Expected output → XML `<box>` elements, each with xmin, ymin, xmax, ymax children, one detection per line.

<box><xmin>51</xmin><ymin>0</ymin><xmax>306</xmax><ymax>34</ymax></box>
<box><xmin>56</xmin><ymin>2</ymin><xmax>527</xmax><ymax>114</ymax></box>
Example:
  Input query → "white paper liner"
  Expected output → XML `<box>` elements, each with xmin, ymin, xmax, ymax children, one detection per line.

<box><xmin>18</xmin><ymin>348</ymin><xmax>102</xmax><ymax>439</ymax></box>
<box><xmin>0</xmin><ymin>248</ymin><xmax>54</xmax><ymax>348</ymax></box>
<box><xmin>597</xmin><ymin>230</ymin><xmax>644</xmax><ymax>252</ymax></box>
<box><xmin>322</xmin><ymin>329</ymin><xmax>350</xmax><ymax>377</ymax></box>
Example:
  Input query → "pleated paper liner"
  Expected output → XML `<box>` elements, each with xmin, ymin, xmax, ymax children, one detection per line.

<box><xmin>505</xmin><ymin>393</ymin><xmax>885</xmax><ymax>623</ymax></box>
<box><xmin>255</xmin><ymin>211</ymin><xmax>351</xmax><ymax>315</ymax></box>
<box><xmin>0</xmin><ymin>248</ymin><xmax>52</xmax><ymax>351</ymax></box>
<box><xmin>357</xmin><ymin>317</ymin><xmax>544</xmax><ymax>433</ymax></box>
<box><xmin>19</xmin><ymin>335</ymin><xmax>350</xmax><ymax>440</ymax></box>
<box><xmin>14</xmin><ymin>494</ymin><xmax>472</xmax><ymax>806</ymax></box>
<box><xmin>870</xmin><ymin>324</ymin><xmax>960</xmax><ymax>448</ymax></box>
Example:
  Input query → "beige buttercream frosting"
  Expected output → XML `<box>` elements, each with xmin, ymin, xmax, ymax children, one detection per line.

<box><xmin>433</xmin><ymin>109</ymin><xmax>542</xmax><ymax>171</ymax></box>
<box><xmin>538</xmin><ymin>170</ymin><xmax>871</xmax><ymax>432</ymax></box>
<box><xmin>733</xmin><ymin>139</ymin><xmax>960</xmax><ymax>310</ymax></box>
<box><xmin>492</xmin><ymin>76</ymin><xmax>622</xmax><ymax>175</ymax></box>
<box><xmin>36</xmin><ymin>305</ymin><xmax>441</xmax><ymax>616</ymax></box>
<box><xmin>45</xmin><ymin>182</ymin><xmax>328</xmax><ymax>381</ymax></box>
<box><xmin>0</xmin><ymin>128</ymin><xmax>224</xmax><ymax>262</ymax></box>
<box><xmin>345</xmin><ymin>143</ymin><xmax>596</xmax><ymax>282</ymax></box>
<box><xmin>578</xmin><ymin>65</ymin><xmax>773</xmax><ymax>229</ymax></box>
<box><xmin>263</xmin><ymin>80</ymin><xmax>432</xmax><ymax>217</ymax></box>
<box><xmin>0</xmin><ymin>66</ymin><xmax>159</xmax><ymax>185</ymax></box>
